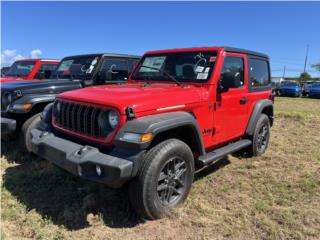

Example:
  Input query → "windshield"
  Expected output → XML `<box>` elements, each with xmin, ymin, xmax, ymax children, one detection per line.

<box><xmin>132</xmin><ymin>51</ymin><xmax>217</xmax><ymax>83</ymax></box>
<box><xmin>6</xmin><ymin>61</ymin><xmax>36</xmax><ymax>77</ymax></box>
<box><xmin>51</xmin><ymin>55</ymin><xmax>101</xmax><ymax>80</ymax></box>
<box><xmin>312</xmin><ymin>83</ymin><xmax>320</xmax><ymax>87</ymax></box>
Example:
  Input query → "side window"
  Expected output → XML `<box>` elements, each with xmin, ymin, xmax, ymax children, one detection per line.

<box><xmin>39</xmin><ymin>64</ymin><xmax>58</xmax><ymax>72</ymax></box>
<box><xmin>37</xmin><ymin>63</ymin><xmax>58</xmax><ymax>79</ymax></box>
<box><xmin>99</xmin><ymin>58</ymin><xmax>129</xmax><ymax>81</ymax></box>
<box><xmin>249</xmin><ymin>59</ymin><xmax>270</xmax><ymax>87</ymax></box>
<box><xmin>220</xmin><ymin>56</ymin><xmax>244</xmax><ymax>89</ymax></box>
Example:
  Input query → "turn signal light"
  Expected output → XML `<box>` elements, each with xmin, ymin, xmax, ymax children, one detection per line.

<box><xmin>141</xmin><ymin>132</ymin><xmax>153</xmax><ymax>142</ymax></box>
<box><xmin>21</xmin><ymin>103</ymin><xmax>33</xmax><ymax>111</ymax></box>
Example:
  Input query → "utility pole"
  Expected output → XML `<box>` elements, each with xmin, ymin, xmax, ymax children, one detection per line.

<box><xmin>282</xmin><ymin>65</ymin><xmax>286</xmax><ymax>79</ymax></box>
<box><xmin>303</xmin><ymin>44</ymin><xmax>309</xmax><ymax>73</ymax></box>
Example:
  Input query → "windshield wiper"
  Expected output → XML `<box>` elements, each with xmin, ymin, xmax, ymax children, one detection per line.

<box><xmin>139</xmin><ymin>65</ymin><xmax>181</xmax><ymax>86</ymax></box>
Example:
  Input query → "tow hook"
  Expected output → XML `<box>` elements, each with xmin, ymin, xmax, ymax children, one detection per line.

<box><xmin>76</xmin><ymin>146</ymin><xmax>91</xmax><ymax>156</ymax></box>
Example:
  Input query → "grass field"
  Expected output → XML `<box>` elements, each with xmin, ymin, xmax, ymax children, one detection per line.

<box><xmin>1</xmin><ymin>97</ymin><xmax>320</xmax><ymax>240</ymax></box>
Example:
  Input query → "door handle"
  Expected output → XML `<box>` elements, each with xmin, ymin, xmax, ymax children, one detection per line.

<box><xmin>240</xmin><ymin>97</ymin><xmax>248</xmax><ymax>104</ymax></box>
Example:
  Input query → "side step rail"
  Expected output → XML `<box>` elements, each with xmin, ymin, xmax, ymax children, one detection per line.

<box><xmin>198</xmin><ymin>139</ymin><xmax>252</xmax><ymax>166</ymax></box>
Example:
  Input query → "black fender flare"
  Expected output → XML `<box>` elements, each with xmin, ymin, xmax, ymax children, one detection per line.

<box><xmin>12</xmin><ymin>94</ymin><xmax>56</xmax><ymax>113</ymax></box>
<box><xmin>115</xmin><ymin>111</ymin><xmax>205</xmax><ymax>155</ymax></box>
<box><xmin>245</xmin><ymin>99</ymin><xmax>273</xmax><ymax>136</ymax></box>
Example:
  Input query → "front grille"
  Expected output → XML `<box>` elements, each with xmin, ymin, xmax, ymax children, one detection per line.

<box><xmin>54</xmin><ymin>100</ymin><xmax>111</xmax><ymax>138</ymax></box>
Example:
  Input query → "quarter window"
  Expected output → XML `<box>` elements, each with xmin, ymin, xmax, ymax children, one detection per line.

<box><xmin>249</xmin><ymin>59</ymin><xmax>270</xmax><ymax>87</ymax></box>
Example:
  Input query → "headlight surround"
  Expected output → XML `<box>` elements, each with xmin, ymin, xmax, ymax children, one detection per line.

<box><xmin>53</xmin><ymin>101</ymin><xmax>61</xmax><ymax>118</ymax></box>
<box><xmin>1</xmin><ymin>92</ymin><xmax>13</xmax><ymax>111</ymax></box>
<box><xmin>108</xmin><ymin>110</ymin><xmax>119</xmax><ymax>129</ymax></box>
<box><xmin>98</xmin><ymin>109</ymin><xmax>120</xmax><ymax>135</ymax></box>
<box><xmin>41</xmin><ymin>103</ymin><xmax>53</xmax><ymax>123</ymax></box>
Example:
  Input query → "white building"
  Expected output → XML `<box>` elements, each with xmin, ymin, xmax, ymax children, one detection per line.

<box><xmin>272</xmin><ymin>77</ymin><xmax>285</xmax><ymax>84</ymax></box>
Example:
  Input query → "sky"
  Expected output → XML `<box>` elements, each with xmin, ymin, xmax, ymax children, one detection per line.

<box><xmin>1</xmin><ymin>1</ymin><xmax>320</xmax><ymax>77</ymax></box>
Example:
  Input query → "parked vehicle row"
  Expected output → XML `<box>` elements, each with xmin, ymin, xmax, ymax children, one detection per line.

<box><xmin>1</xmin><ymin>59</ymin><xmax>60</xmax><ymax>83</ymax></box>
<box><xmin>1</xmin><ymin>53</ymin><xmax>140</xmax><ymax>151</ymax></box>
<box><xmin>272</xmin><ymin>80</ymin><xmax>320</xmax><ymax>98</ymax></box>
<box><xmin>1</xmin><ymin>46</ymin><xmax>274</xmax><ymax>219</ymax></box>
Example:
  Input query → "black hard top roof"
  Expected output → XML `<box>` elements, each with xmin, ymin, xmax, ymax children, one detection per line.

<box><xmin>62</xmin><ymin>53</ymin><xmax>140</xmax><ymax>59</ymax></box>
<box><xmin>223</xmin><ymin>46</ymin><xmax>269</xmax><ymax>59</ymax></box>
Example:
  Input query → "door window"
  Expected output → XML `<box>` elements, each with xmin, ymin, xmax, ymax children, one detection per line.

<box><xmin>36</xmin><ymin>63</ymin><xmax>59</xmax><ymax>79</ymax></box>
<box><xmin>220</xmin><ymin>56</ymin><xmax>244</xmax><ymax>89</ymax></box>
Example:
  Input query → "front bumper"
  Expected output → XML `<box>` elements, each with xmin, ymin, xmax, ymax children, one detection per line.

<box><xmin>1</xmin><ymin>117</ymin><xmax>17</xmax><ymax>135</ymax></box>
<box><xmin>31</xmin><ymin>129</ymin><xmax>140</xmax><ymax>188</ymax></box>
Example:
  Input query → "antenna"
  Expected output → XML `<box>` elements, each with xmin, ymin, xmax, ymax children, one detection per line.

<box><xmin>282</xmin><ymin>65</ymin><xmax>286</xmax><ymax>79</ymax></box>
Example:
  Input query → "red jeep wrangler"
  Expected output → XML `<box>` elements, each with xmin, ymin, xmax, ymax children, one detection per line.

<box><xmin>31</xmin><ymin>47</ymin><xmax>273</xmax><ymax>219</ymax></box>
<box><xmin>0</xmin><ymin>59</ymin><xmax>59</xmax><ymax>83</ymax></box>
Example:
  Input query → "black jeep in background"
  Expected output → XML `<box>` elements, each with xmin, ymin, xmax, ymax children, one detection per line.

<box><xmin>1</xmin><ymin>53</ymin><xmax>140</xmax><ymax>151</ymax></box>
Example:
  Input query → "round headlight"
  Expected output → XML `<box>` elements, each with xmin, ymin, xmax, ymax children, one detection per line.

<box><xmin>108</xmin><ymin>110</ymin><xmax>119</xmax><ymax>129</ymax></box>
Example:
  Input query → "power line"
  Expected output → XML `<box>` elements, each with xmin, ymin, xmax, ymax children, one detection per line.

<box><xmin>303</xmin><ymin>44</ymin><xmax>309</xmax><ymax>73</ymax></box>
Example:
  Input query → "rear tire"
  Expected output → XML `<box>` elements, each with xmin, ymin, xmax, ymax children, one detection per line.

<box><xmin>246</xmin><ymin>114</ymin><xmax>270</xmax><ymax>157</ymax></box>
<box><xmin>128</xmin><ymin>139</ymin><xmax>194</xmax><ymax>220</ymax></box>
<box><xmin>21</xmin><ymin>113</ymin><xmax>42</xmax><ymax>153</ymax></box>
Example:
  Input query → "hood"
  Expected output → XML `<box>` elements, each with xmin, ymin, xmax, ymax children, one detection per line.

<box><xmin>59</xmin><ymin>83</ymin><xmax>205</xmax><ymax>114</ymax></box>
<box><xmin>1</xmin><ymin>78</ymin><xmax>82</xmax><ymax>95</ymax></box>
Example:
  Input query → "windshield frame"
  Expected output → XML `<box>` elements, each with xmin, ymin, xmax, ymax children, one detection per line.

<box><xmin>131</xmin><ymin>50</ymin><xmax>218</xmax><ymax>84</ymax></box>
<box><xmin>6</xmin><ymin>60</ymin><xmax>36</xmax><ymax>77</ymax></box>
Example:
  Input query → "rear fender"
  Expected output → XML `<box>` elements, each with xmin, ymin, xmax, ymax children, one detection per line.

<box><xmin>246</xmin><ymin>99</ymin><xmax>273</xmax><ymax>136</ymax></box>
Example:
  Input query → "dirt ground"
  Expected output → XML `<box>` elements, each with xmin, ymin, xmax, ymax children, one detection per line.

<box><xmin>1</xmin><ymin>97</ymin><xmax>320</xmax><ymax>240</ymax></box>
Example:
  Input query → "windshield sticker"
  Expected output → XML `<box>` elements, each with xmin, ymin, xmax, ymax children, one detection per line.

<box><xmin>140</xmin><ymin>56</ymin><xmax>166</xmax><ymax>72</ymax></box>
<box><xmin>209</xmin><ymin>56</ymin><xmax>216</xmax><ymax>62</ymax></box>
<box><xmin>58</xmin><ymin>60</ymin><xmax>73</xmax><ymax>71</ymax></box>
<box><xmin>86</xmin><ymin>57</ymin><xmax>99</xmax><ymax>73</ymax></box>
<box><xmin>195</xmin><ymin>66</ymin><xmax>205</xmax><ymax>73</ymax></box>
<box><xmin>86</xmin><ymin>65</ymin><xmax>94</xmax><ymax>73</ymax></box>
<box><xmin>197</xmin><ymin>73</ymin><xmax>208</xmax><ymax>80</ymax></box>
<box><xmin>205</xmin><ymin>67</ymin><xmax>210</xmax><ymax>73</ymax></box>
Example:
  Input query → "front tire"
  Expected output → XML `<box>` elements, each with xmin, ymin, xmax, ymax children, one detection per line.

<box><xmin>21</xmin><ymin>113</ymin><xmax>42</xmax><ymax>153</ymax></box>
<box><xmin>129</xmin><ymin>139</ymin><xmax>194</xmax><ymax>220</ymax></box>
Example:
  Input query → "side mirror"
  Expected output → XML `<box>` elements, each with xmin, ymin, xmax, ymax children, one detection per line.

<box><xmin>218</xmin><ymin>72</ymin><xmax>242</xmax><ymax>93</ymax></box>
